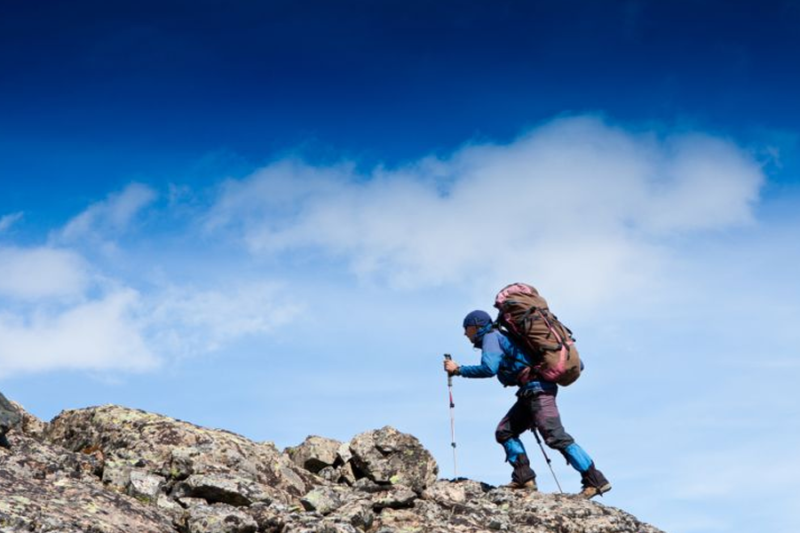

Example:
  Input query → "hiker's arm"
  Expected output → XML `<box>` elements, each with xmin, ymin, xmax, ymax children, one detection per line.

<box><xmin>458</xmin><ymin>349</ymin><xmax>502</xmax><ymax>378</ymax></box>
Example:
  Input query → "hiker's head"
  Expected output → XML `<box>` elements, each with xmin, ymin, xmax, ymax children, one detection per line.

<box><xmin>462</xmin><ymin>310</ymin><xmax>492</xmax><ymax>345</ymax></box>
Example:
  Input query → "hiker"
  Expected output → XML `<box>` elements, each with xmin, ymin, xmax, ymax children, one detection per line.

<box><xmin>443</xmin><ymin>310</ymin><xmax>611</xmax><ymax>498</ymax></box>
<box><xmin>0</xmin><ymin>391</ymin><xmax>20</xmax><ymax>449</ymax></box>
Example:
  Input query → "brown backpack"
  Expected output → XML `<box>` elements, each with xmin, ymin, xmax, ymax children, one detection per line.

<box><xmin>494</xmin><ymin>283</ymin><xmax>582</xmax><ymax>386</ymax></box>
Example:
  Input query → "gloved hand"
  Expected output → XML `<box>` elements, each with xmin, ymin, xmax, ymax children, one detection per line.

<box><xmin>443</xmin><ymin>359</ymin><xmax>460</xmax><ymax>376</ymax></box>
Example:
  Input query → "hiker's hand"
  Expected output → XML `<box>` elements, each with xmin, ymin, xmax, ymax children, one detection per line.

<box><xmin>444</xmin><ymin>359</ymin><xmax>460</xmax><ymax>375</ymax></box>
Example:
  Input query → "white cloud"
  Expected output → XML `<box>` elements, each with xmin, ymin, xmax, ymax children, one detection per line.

<box><xmin>0</xmin><ymin>117</ymin><xmax>771</xmax><ymax>384</ymax></box>
<box><xmin>0</xmin><ymin>289</ymin><xmax>158</xmax><ymax>377</ymax></box>
<box><xmin>56</xmin><ymin>182</ymin><xmax>157</xmax><ymax>243</ymax></box>
<box><xmin>147</xmin><ymin>282</ymin><xmax>303</xmax><ymax>356</ymax></box>
<box><xmin>0</xmin><ymin>246</ymin><xmax>89</xmax><ymax>301</ymax></box>
<box><xmin>208</xmin><ymin>116</ymin><xmax>765</xmax><ymax>312</ymax></box>
<box><xmin>0</xmin><ymin>212</ymin><xmax>23</xmax><ymax>233</ymax></box>
<box><xmin>0</xmin><ymin>275</ymin><xmax>300</xmax><ymax>377</ymax></box>
<box><xmin>0</xmin><ymin>234</ymin><xmax>301</xmax><ymax>375</ymax></box>
<box><xmin>641</xmin><ymin>133</ymin><xmax>763</xmax><ymax>232</ymax></box>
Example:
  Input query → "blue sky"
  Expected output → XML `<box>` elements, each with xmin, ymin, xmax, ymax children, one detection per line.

<box><xmin>1</xmin><ymin>1</ymin><xmax>799</xmax><ymax>532</ymax></box>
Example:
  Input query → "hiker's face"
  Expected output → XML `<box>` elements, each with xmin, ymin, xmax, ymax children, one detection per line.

<box><xmin>464</xmin><ymin>325</ymin><xmax>478</xmax><ymax>342</ymax></box>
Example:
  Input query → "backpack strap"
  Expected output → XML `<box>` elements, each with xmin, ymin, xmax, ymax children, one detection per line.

<box><xmin>533</xmin><ymin>308</ymin><xmax>575</xmax><ymax>350</ymax></box>
<box><xmin>497</xmin><ymin>332</ymin><xmax>541</xmax><ymax>386</ymax></box>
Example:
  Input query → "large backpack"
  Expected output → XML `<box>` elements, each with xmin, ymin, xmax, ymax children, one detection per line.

<box><xmin>494</xmin><ymin>283</ymin><xmax>582</xmax><ymax>386</ymax></box>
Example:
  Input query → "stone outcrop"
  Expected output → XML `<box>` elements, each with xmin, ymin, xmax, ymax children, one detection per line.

<box><xmin>0</xmin><ymin>427</ymin><xmax>174</xmax><ymax>532</ymax></box>
<box><xmin>348</xmin><ymin>426</ymin><xmax>438</xmax><ymax>494</ymax></box>
<box><xmin>0</xmin><ymin>401</ymin><xmax>665</xmax><ymax>533</ymax></box>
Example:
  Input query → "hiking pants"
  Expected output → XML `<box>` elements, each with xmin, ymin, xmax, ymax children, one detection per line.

<box><xmin>495</xmin><ymin>390</ymin><xmax>602</xmax><ymax>486</ymax></box>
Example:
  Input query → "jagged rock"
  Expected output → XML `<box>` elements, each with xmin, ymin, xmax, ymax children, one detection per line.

<box><xmin>285</xmin><ymin>435</ymin><xmax>343</xmax><ymax>473</ymax></box>
<box><xmin>157</xmin><ymin>492</ymin><xmax>183</xmax><ymax>512</ymax></box>
<box><xmin>129</xmin><ymin>470</ymin><xmax>166</xmax><ymax>502</ymax></box>
<box><xmin>317</xmin><ymin>465</ymin><xmax>340</xmax><ymax>482</ymax></box>
<box><xmin>372</xmin><ymin>485</ymin><xmax>417</xmax><ymax>510</ymax></box>
<box><xmin>2</xmin><ymin>432</ymin><xmax>100</xmax><ymax>484</ymax></box>
<box><xmin>339</xmin><ymin>461</ymin><xmax>357</xmax><ymax>485</ymax></box>
<box><xmin>422</xmin><ymin>479</ymin><xmax>491</xmax><ymax>506</ymax></box>
<box><xmin>46</xmin><ymin>405</ymin><xmax>318</xmax><ymax>507</ymax></box>
<box><xmin>373</xmin><ymin>508</ymin><xmax>425</xmax><ymax>532</ymax></box>
<box><xmin>316</xmin><ymin>462</ymin><xmax>358</xmax><ymax>486</ymax></box>
<box><xmin>102</xmin><ymin>459</ymin><xmax>132</xmax><ymax>491</ymax></box>
<box><xmin>370</xmin><ymin>481</ymin><xmax>665</xmax><ymax>533</ymax></box>
<box><xmin>173</xmin><ymin>473</ymin><xmax>276</xmax><ymax>506</ymax></box>
<box><xmin>349</xmin><ymin>426</ymin><xmax>438</xmax><ymax>494</ymax></box>
<box><xmin>178</xmin><ymin>496</ymin><xmax>210</xmax><ymax>508</ymax></box>
<box><xmin>0</xmin><ymin>393</ymin><xmax>21</xmax><ymax>434</ymax></box>
<box><xmin>247</xmin><ymin>501</ymin><xmax>288</xmax><ymax>532</ymax></box>
<box><xmin>337</xmin><ymin>441</ymin><xmax>353</xmax><ymax>464</ymax></box>
<box><xmin>312</xmin><ymin>521</ymin><xmax>361</xmax><ymax>533</ymax></box>
<box><xmin>335</xmin><ymin>499</ymin><xmax>375</xmax><ymax>531</ymax></box>
<box><xmin>300</xmin><ymin>486</ymin><xmax>347</xmax><ymax>515</ymax></box>
<box><xmin>352</xmin><ymin>477</ymin><xmax>384</xmax><ymax>493</ymax></box>
<box><xmin>184</xmin><ymin>502</ymin><xmax>258</xmax><ymax>533</ymax></box>
<box><xmin>0</xmin><ymin>399</ymin><xmax>665</xmax><ymax>533</ymax></box>
<box><xmin>0</xmin><ymin>436</ymin><xmax>175</xmax><ymax>533</ymax></box>
<box><xmin>9</xmin><ymin>401</ymin><xmax>47</xmax><ymax>441</ymax></box>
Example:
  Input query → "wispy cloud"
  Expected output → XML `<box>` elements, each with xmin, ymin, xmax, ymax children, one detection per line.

<box><xmin>0</xmin><ymin>246</ymin><xmax>89</xmax><ymax>301</ymax></box>
<box><xmin>0</xmin><ymin>116</ymin><xmax>772</xmax><ymax>381</ymax></box>
<box><xmin>208</xmin><ymin>116</ymin><xmax>765</xmax><ymax>312</ymax></box>
<box><xmin>0</xmin><ymin>212</ymin><xmax>23</xmax><ymax>234</ymax></box>
<box><xmin>54</xmin><ymin>182</ymin><xmax>157</xmax><ymax>244</ymax></box>
<box><xmin>0</xmin><ymin>272</ymin><xmax>300</xmax><ymax>377</ymax></box>
<box><xmin>147</xmin><ymin>281</ymin><xmax>303</xmax><ymax>356</ymax></box>
<box><xmin>0</xmin><ymin>288</ymin><xmax>158</xmax><ymax>377</ymax></box>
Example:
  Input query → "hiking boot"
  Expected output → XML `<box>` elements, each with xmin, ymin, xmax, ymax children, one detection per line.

<box><xmin>578</xmin><ymin>463</ymin><xmax>610</xmax><ymax>499</ymax></box>
<box><xmin>504</xmin><ymin>479</ymin><xmax>538</xmax><ymax>491</ymax></box>
<box><xmin>578</xmin><ymin>482</ymin><xmax>612</xmax><ymax>499</ymax></box>
<box><xmin>509</xmin><ymin>453</ymin><xmax>536</xmax><ymax>486</ymax></box>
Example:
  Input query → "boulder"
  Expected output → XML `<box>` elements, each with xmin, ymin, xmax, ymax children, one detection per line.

<box><xmin>285</xmin><ymin>435</ymin><xmax>343</xmax><ymax>473</ymax></box>
<box><xmin>300</xmin><ymin>485</ymin><xmax>352</xmax><ymax>515</ymax></box>
<box><xmin>335</xmin><ymin>499</ymin><xmax>375</xmax><ymax>532</ymax></box>
<box><xmin>10</xmin><ymin>401</ymin><xmax>47</xmax><ymax>441</ymax></box>
<box><xmin>0</xmin><ymin>393</ymin><xmax>21</xmax><ymax>433</ymax></box>
<box><xmin>129</xmin><ymin>470</ymin><xmax>166</xmax><ymax>502</ymax></box>
<box><xmin>421</xmin><ymin>479</ymin><xmax>490</xmax><ymax>506</ymax></box>
<box><xmin>46</xmin><ymin>405</ymin><xmax>318</xmax><ymax>507</ymax></box>
<box><xmin>173</xmin><ymin>472</ymin><xmax>277</xmax><ymax>506</ymax></box>
<box><xmin>371</xmin><ymin>485</ymin><xmax>417</xmax><ymax>510</ymax></box>
<box><xmin>349</xmin><ymin>426</ymin><xmax>438</xmax><ymax>494</ymax></box>
<box><xmin>0</xmin><ymin>435</ymin><xmax>175</xmax><ymax>533</ymax></box>
<box><xmin>184</xmin><ymin>502</ymin><xmax>258</xmax><ymax>533</ymax></box>
<box><xmin>0</xmin><ymin>399</ymin><xmax>667</xmax><ymax>533</ymax></box>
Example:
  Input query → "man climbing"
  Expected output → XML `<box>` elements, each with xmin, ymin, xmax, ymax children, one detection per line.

<box><xmin>443</xmin><ymin>310</ymin><xmax>611</xmax><ymax>498</ymax></box>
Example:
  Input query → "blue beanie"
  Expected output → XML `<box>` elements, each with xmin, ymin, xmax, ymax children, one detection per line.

<box><xmin>462</xmin><ymin>310</ymin><xmax>493</xmax><ymax>328</ymax></box>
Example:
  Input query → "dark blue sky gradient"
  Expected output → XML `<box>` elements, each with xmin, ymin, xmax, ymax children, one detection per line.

<box><xmin>1</xmin><ymin>0</ymin><xmax>799</xmax><ymax>220</ymax></box>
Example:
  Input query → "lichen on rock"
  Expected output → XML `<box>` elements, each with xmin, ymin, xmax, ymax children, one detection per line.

<box><xmin>0</xmin><ymin>400</ymin><xmax>665</xmax><ymax>533</ymax></box>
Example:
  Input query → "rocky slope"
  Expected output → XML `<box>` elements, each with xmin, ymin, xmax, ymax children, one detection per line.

<box><xmin>0</xmin><ymin>402</ymin><xmax>664</xmax><ymax>533</ymax></box>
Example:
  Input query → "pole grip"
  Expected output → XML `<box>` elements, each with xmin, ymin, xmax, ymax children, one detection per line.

<box><xmin>443</xmin><ymin>354</ymin><xmax>453</xmax><ymax>386</ymax></box>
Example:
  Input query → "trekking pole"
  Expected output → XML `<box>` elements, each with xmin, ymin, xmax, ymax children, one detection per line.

<box><xmin>443</xmin><ymin>354</ymin><xmax>458</xmax><ymax>479</ymax></box>
<box><xmin>532</xmin><ymin>427</ymin><xmax>563</xmax><ymax>493</ymax></box>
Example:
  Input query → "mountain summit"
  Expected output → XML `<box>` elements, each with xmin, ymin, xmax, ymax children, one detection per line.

<box><xmin>0</xmin><ymin>403</ymin><xmax>664</xmax><ymax>533</ymax></box>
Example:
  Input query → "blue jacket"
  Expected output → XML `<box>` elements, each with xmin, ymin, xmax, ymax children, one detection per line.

<box><xmin>458</xmin><ymin>326</ymin><xmax>557</xmax><ymax>395</ymax></box>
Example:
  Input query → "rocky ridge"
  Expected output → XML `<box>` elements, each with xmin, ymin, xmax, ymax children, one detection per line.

<box><xmin>0</xmin><ymin>403</ymin><xmax>664</xmax><ymax>533</ymax></box>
